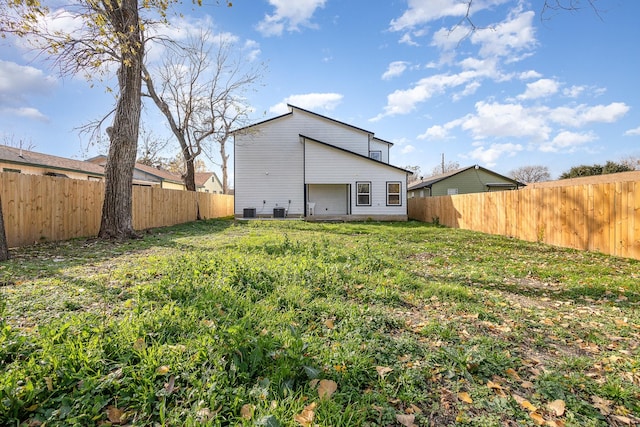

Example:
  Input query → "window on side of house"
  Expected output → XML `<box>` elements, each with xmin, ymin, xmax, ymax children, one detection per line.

<box><xmin>3</xmin><ymin>168</ymin><xmax>21</xmax><ymax>173</ymax></box>
<box><xmin>447</xmin><ymin>188</ymin><xmax>458</xmax><ymax>195</ymax></box>
<box><xmin>369</xmin><ymin>151</ymin><xmax>382</xmax><ymax>161</ymax></box>
<box><xmin>356</xmin><ymin>181</ymin><xmax>371</xmax><ymax>206</ymax></box>
<box><xmin>387</xmin><ymin>181</ymin><xmax>401</xmax><ymax>206</ymax></box>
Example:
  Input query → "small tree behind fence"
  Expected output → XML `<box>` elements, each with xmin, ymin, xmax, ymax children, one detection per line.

<box><xmin>408</xmin><ymin>173</ymin><xmax>640</xmax><ymax>260</ymax></box>
<box><xmin>1</xmin><ymin>172</ymin><xmax>234</xmax><ymax>248</ymax></box>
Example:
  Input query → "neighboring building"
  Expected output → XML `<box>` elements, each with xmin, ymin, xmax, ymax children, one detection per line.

<box><xmin>408</xmin><ymin>165</ymin><xmax>525</xmax><ymax>198</ymax></box>
<box><xmin>0</xmin><ymin>144</ymin><xmax>104</xmax><ymax>181</ymax></box>
<box><xmin>87</xmin><ymin>155</ymin><xmax>186</xmax><ymax>190</ymax></box>
<box><xmin>233</xmin><ymin>104</ymin><xmax>412</xmax><ymax>220</ymax></box>
<box><xmin>195</xmin><ymin>172</ymin><xmax>224</xmax><ymax>194</ymax></box>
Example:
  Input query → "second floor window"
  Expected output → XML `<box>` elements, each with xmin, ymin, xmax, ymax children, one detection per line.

<box><xmin>369</xmin><ymin>151</ymin><xmax>382</xmax><ymax>161</ymax></box>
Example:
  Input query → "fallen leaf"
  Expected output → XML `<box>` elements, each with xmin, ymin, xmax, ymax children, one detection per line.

<box><xmin>45</xmin><ymin>377</ymin><xmax>53</xmax><ymax>391</ymax></box>
<box><xmin>240</xmin><ymin>404</ymin><xmax>255</xmax><ymax>420</ymax></box>
<box><xmin>458</xmin><ymin>391</ymin><xmax>473</xmax><ymax>404</ymax></box>
<box><xmin>591</xmin><ymin>395</ymin><xmax>612</xmax><ymax>415</ymax></box>
<box><xmin>164</xmin><ymin>375</ymin><xmax>175</xmax><ymax>394</ymax></box>
<box><xmin>512</xmin><ymin>394</ymin><xmax>537</xmax><ymax>412</ymax></box>
<box><xmin>156</xmin><ymin>365</ymin><xmax>170</xmax><ymax>375</ymax></box>
<box><xmin>530</xmin><ymin>412</ymin><xmax>545</xmax><ymax>425</ymax></box>
<box><xmin>547</xmin><ymin>399</ymin><xmax>565</xmax><ymax>416</ymax></box>
<box><xmin>612</xmin><ymin>415</ymin><xmax>632</xmax><ymax>425</ymax></box>
<box><xmin>376</xmin><ymin>366</ymin><xmax>393</xmax><ymax>378</ymax></box>
<box><xmin>294</xmin><ymin>402</ymin><xmax>316</xmax><ymax>426</ymax></box>
<box><xmin>506</xmin><ymin>368</ymin><xmax>521</xmax><ymax>380</ymax></box>
<box><xmin>406</xmin><ymin>403</ymin><xmax>422</xmax><ymax>414</ymax></box>
<box><xmin>318</xmin><ymin>379</ymin><xmax>337</xmax><ymax>400</ymax></box>
<box><xmin>395</xmin><ymin>413</ymin><xmax>416</xmax><ymax>427</ymax></box>
<box><xmin>521</xmin><ymin>380</ymin><xmax>534</xmax><ymax>389</ymax></box>
<box><xmin>197</xmin><ymin>408</ymin><xmax>213</xmax><ymax>422</ymax></box>
<box><xmin>106</xmin><ymin>406</ymin><xmax>126</xmax><ymax>424</ymax></box>
<box><xmin>487</xmin><ymin>380</ymin><xmax>502</xmax><ymax>390</ymax></box>
<box><xmin>324</xmin><ymin>319</ymin><xmax>335</xmax><ymax>329</ymax></box>
<box><xmin>133</xmin><ymin>337</ymin><xmax>146</xmax><ymax>351</ymax></box>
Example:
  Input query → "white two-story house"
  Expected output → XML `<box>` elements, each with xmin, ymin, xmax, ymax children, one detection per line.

<box><xmin>233</xmin><ymin>105</ymin><xmax>412</xmax><ymax>220</ymax></box>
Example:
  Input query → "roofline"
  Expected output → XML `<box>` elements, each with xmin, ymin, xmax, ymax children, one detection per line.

<box><xmin>408</xmin><ymin>165</ymin><xmax>525</xmax><ymax>190</ymax></box>
<box><xmin>372</xmin><ymin>136</ymin><xmax>394</xmax><ymax>147</ymax></box>
<box><xmin>0</xmin><ymin>158</ymin><xmax>105</xmax><ymax>177</ymax></box>
<box><xmin>231</xmin><ymin>111</ymin><xmax>293</xmax><ymax>133</ymax></box>
<box><xmin>300</xmin><ymin>134</ymin><xmax>413</xmax><ymax>174</ymax></box>
<box><xmin>289</xmin><ymin>104</ymin><xmax>375</xmax><ymax>136</ymax></box>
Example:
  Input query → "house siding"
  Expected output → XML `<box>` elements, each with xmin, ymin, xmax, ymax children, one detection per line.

<box><xmin>234</xmin><ymin>116</ymin><xmax>305</xmax><ymax>216</ymax></box>
<box><xmin>305</xmin><ymin>141</ymin><xmax>407</xmax><ymax>216</ymax></box>
<box><xmin>369</xmin><ymin>138</ymin><xmax>390</xmax><ymax>163</ymax></box>
<box><xmin>235</xmin><ymin>106</ymin><xmax>409</xmax><ymax>219</ymax></box>
<box><xmin>430</xmin><ymin>169</ymin><xmax>516</xmax><ymax>196</ymax></box>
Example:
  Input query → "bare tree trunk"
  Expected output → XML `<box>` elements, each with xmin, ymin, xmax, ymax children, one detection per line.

<box><xmin>98</xmin><ymin>0</ymin><xmax>143</xmax><ymax>240</ymax></box>
<box><xmin>0</xmin><ymin>194</ymin><xmax>9</xmax><ymax>261</ymax></box>
<box><xmin>220</xmin><ymin>139</ymin><xmax>229</xmax><ymax>194</ymax></box>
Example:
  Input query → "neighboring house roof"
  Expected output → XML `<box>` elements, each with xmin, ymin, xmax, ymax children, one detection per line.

<box><xmin>133</xmin><ymin>162</ymin><xmax>184</xmax><ymax>185</ymax></box>
<box><xmin>0</xmin><ymin>144</ymin><xmax>105</xmax><ymax>176</ymax></box>
<box><xmin>87</xmin><ymin>155</ymin><xmax>184</xmax><ymax>186</ymax></box>
<box><xmin>408</xmin><ymin>165</ymin><xmax>524</xmax><ymax>191</ymax></box>
<box><xmin>233</xmin><ymin>105</ymin><xmax>394</xmax><ymax>144</ymax></box>
<box><xmin>195</xmin><ymin>172</ymin><xmax>219</xmax><ymax>187</ymax></box>
<box><xmin>300</xmin><ymin>135</ymin><xmax>412</xmax><ymax>174</ymax></box>
<box><xmin>525</xmin><ymin>170</ymin><xmax>640</xmax><ymax>188</ymax></box>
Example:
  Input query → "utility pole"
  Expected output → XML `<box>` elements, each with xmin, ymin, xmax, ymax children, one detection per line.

<box><xmin>441</xmin><ymin>153</ymin><xmax>445</xmax><ymax>174</ymax></box>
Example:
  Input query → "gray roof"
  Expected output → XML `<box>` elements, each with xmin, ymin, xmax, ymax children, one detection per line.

<box><xmin>408</xmin><ymin>165</ymin><xmax>524</xmax><ymax>191</ymax></box>
<box><xmin>0</xmin><ymin>144</ymin><xmax>105</xmax><ymax>176</ymax></box>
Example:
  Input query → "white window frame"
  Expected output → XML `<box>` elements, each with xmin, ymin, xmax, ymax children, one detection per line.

<box><xmin>356</xmin><ymin>181</ymin><xmax>371</xmax><ymax>206</ymax></box>
<box><xmin>386</xmin><ymin>181</ymin><xmax>402</xmax><ymax>206</ymax></box>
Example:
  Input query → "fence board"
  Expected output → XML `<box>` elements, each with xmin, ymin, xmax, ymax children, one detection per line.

<box><xmin>1</xmin><ymin>173</ymin><xmax>233</xmax><ymax>248</ymax></box>
<box><xmin>409</xmin><ymin>177</ymin><xmax>640</xmax><ymax>260</ymax></box>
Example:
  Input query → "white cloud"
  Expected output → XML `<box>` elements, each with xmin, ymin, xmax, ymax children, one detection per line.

<box><xmin>517</xmin><ymin>78</ymin><xmax>559</xmax><ymax>100</ymax></box>
<box><xmin>468</xmin><ymin>142</ymin><xmax>523</xmax><ymax>166</ymax></box>
<box><xmin>418</xmin><ymin>125</ymin><xmax>449</xmax><ymax>140</ymax></box>
<box><xmin>257</xmin><ymin>0</ymin><xmax>326</xmax><ymax>37</ymax></box>
<box><xmin>539</xmin><ymin>131</ymin><xmax>596</xmax><ymax>153</ymax></box>
<box><xmin>401</xmin><ymin>144</ymin><xmax>416</xmax><ymax>154</ymax></box>
<box><xmin>0</xmin><ymin>61</ymin><xmax>56</xmax><ymax>121</ymax></box>
<box><xmin>269</xmin><ymin>92</ymin><xmax>343</xmax><ymax>114</ymax></box>
<box><xmin>519</xmin><ymin>70</ymin><xmax>542</xmax><ymax>80</ymax></box>
<box><xmin>382</xmin><ymin>61</ymin><xmax>410</xmax><ymax>80</ymax></box>
<box><xmin>549</xmin><ymin>102</ymin><xmax>630</xmax><ymax>127</ymax></box>
<box><xmin>461</xmin><ymin>101</ymin><xmax>551</xmax><ymax>141</ymax></box>
<box><xmin>470</xmin><ymin>10</ymin><xmax>536</xmax><ymax>59</ymax></box>
<box><xmin>624</xmin><ymin>126</ymin><xmax>640</xmax><ymax>136</ymax></box>
<box><xmin>243</xmin><ymin>40</ymin><xmax>262</xmax><ymax>62</ymax></box>
<box><xmin>1</xmin><ymin>107</ymin><xmax>49</xmax><ymax>122</ymax></box>
<box><xmin>390</xmin><ymin>0</ymin><xmax>499</xmax><ymax>32</ymax></box>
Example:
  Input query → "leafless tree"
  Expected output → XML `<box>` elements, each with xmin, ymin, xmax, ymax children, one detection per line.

<box><xmin>0</xmin><ymin>135</ymin><xmax>36</xmax><ymax>151</ymax></box>
<box><xmin>618</xmin><ymin>155</ymin><xmax>640</xmax><ymax>171</ymax></box>
<box><xmin>431</xmin><ymin>161</ymin><xmax>460</xmax><ymax>176</ymax></box>
<box><xmin>0</xmin><ymin>194</ymin><xmax>8</xmax><ymax>261</ymax></box>
<box><xmin>142</xmin><ymin>30</ymin><xmax>264</xmax><ymax>192</ymax></box>
<box><xmin>509</xmin><ymin>165</ymin><xmax>551</xmax><ymax>183</ymax></box>
<box><xmin>404</xmin><ymin>165</ymin><xmax>422</xmax><ymax>184</ymax></box>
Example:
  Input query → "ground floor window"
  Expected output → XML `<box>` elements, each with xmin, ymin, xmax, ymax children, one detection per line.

<box><xmin>356</xmin><ymin>181</ymin><xmax>371</xmax><ymax>206</ymax></box>
<box><xmin>387</xmin><ymin>181</ymin><xmax>401</xmax><ymax>206</ymax></box>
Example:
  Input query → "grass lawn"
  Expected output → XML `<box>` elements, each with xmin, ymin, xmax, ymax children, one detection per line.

<box><xmin>1</xmin><ymin>219</ymin><xmax>639</xmax><ymax>426</ymax></box>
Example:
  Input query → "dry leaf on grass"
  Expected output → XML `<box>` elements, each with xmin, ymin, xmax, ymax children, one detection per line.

<box><xmin>457</xmin><ymin>392</ymin><xmax>473</xmax><ymax>404</ymax></box>
<box><xmin>529</xmin><ymin>412</ymin><xmax>546</xmax><ymax>425</ymax></box>
<box><xmin>156</xmin><ymin>365</ymin><xmax>170</xmax><ymax>375</ymax></box>
<box><xmin>106</xmin><ymin>406</ymin><xmax>126</xmax><ymax>424</ymax></box>
<box><xmin>376</xmin><ymin>366</ymin><xmax>393</xmax><ymax>378</ymax></box>
<box><xmin>395</xmin><ymin>413</ymin><xmax>416</xmax><ymax>427</ymax></box>
<box><xmin>324</xmin><ymin>319</ymin><xmax>335</xmax><ymax>329</ymax></box>
<box><xmin>294</xmin><ymin>402</ymin><xmax>316</xmax><ymax>426</ymax></box>
<box><xmin>547</xmin><ymin>399</ymin><xmax>565</xmax><ymax>416</ymax></box>
<box><xmin>240</xmin><ymin>404</ymin><xmax>255</xmax><ymax>420</ymax></box>
<box><xmin>318</xmin><ymin>379</ymin><xmax>337</xmax><ymax>400</ymax></box>
<box><xmin>512</xmin><ymin>394</ymin><xmax>537</xmax><ymax>412</ymax></box>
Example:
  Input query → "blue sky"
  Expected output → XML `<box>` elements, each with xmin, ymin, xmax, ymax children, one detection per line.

<box><xmin>1</xmin><ymin>0</ymin><xmax>639</xmax><ymax>182</ymax></box>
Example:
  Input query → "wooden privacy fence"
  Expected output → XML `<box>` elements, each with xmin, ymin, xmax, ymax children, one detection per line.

<box><xmin>1</xmin><ymin>172</ymin><xmax>234</xmax><ymax>248</ymax></box>
<box><xmin>408</xmin><ymin>177</ymin><xmax>640</xmax><ymax>260</ymax></box>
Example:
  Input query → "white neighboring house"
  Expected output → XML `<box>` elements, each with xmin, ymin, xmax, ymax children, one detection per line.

<box><xmin>233</xmin><ymin>105</ymin><xmax>412</xmax><ymax>220</ymax></box>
